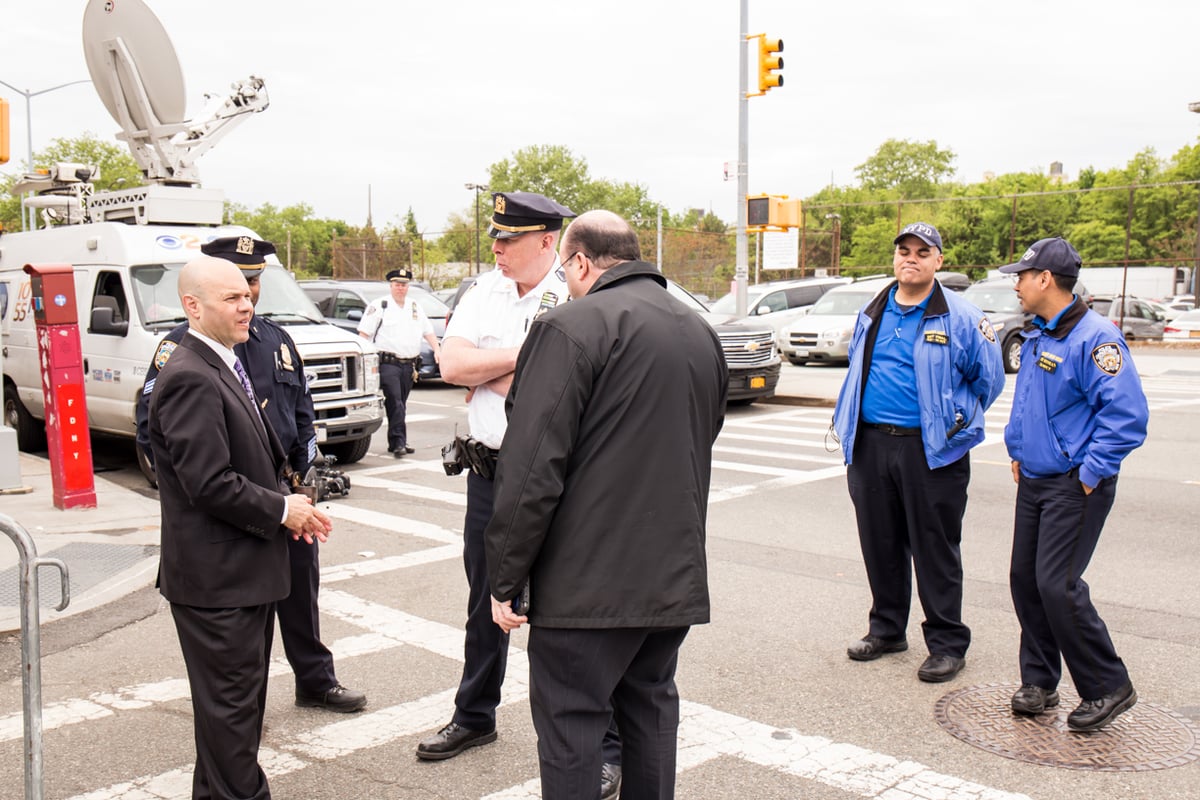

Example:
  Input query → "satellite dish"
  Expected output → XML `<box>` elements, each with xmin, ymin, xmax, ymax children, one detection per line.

<box><xmin>82</xmin><ymin>0</ymin><xmax>186</xmax><ymax>130</ymax></box>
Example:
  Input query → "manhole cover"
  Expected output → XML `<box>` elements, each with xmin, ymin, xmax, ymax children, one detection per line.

<box><xmin>935</xmin><ymin>683</ymin><xmax>1200</xmax><ymax>771</ymax></box>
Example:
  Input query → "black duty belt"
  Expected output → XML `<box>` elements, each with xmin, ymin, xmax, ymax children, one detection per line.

<box><xmin>458</xmin><ymin>436</ymin><xmax>499</xmax><ymax>480</ymax></box>
<box><xmin>380</xmin><ymin>352</ymin><xmax>420</xmax><ymax>366</ymax></box>
<box><xmin>863</xmin><ymin>421</ymin><xmax>921</xmax><ymax>437</ymax></box>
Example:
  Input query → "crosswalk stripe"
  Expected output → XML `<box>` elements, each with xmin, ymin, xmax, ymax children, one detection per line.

<box><xmin>60</xmin><ymin>586</ymin><xmax>1028</xmax><ymax>800</ymax></box>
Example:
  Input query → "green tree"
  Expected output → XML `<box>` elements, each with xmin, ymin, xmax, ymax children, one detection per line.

<box><xmin>225</xmin><ymin>201</ymin><xmax>349</xmax><ymax>276</ymax></box>
<box><xmin>487</xmin><ymin>144</ymin><xmax>659</xmax><ymax>221</ymax></box>
<box><xmin>854</xmin><ymin>138</ymin><xmax>957</xmax><ymax>199</ymax></box>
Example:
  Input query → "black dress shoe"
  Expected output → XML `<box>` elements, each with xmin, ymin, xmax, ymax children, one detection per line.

<box><xmin>1068</xmin><ymin>681</ymin><xmax>1137</xmax><ymax>732</ymax></box>
<box><xmin>392</xmin><ymin>449</ymin><xmax>406</xmax><ymax>459</ymax></box>
<box><xmin>403</xmin><ymin>445</ymin><xmax>415</xmax><ymax>454</ymax></box>
<box><xmin>416</xmin><ymin>722</ymin><xmax>498</xmax><ymax>760</ymax></box>
<box><xmin>917</xmin><ymin>654</ymin><xmax>966</xmax><ymax>683</ymax></box>
<box><xmin>847</xmin><ymin>634</ymin><xmax>908</xmax><ymax>662</ymax></box>
<box><xmin>1011</xmin><ymin>684</ymin><xmax>1060</xmax><ymax>715</ymax></box>
<box><xmin>600</xmin><ymin>762</ymin><xmax>622</xmax><ymax>800</ymax></box>
<box><xmin>295</xmin><ymin>683</ymin><xmax>367</xmax><ymax>713</ymax></box>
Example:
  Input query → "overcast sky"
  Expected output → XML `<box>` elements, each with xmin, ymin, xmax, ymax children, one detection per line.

<box><xmin>4</xmin><ymin>0</ymin><xmax>1199</xmax><ymax>234</ymax></box>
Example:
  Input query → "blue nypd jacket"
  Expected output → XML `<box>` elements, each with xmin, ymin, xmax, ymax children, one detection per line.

<box><xmin>834</xmin><ymin>280</ymin><xmax>1005</xmax><ymax>469</ymax></box>
<box><xmin>1004</xmin><ymin>296</ymin><xmax>1148</xmax><ymax>488</ymax></box>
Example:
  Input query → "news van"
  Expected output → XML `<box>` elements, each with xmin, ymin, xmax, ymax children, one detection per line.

<box><xmin>1</xmin><ymin>0</ymin><xmax>384</xmax><ymax>479</ymax></box>
<box><xmin>0</xmin><ymin>220</ymin><xmax>383</xmax><ymax>469</ymax></box>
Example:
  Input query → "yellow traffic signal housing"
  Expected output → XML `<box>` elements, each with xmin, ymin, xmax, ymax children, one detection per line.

<box><xmin>757</xmin><ymin>36</ymin><xmax>784</xmax><ymax>94</ymax></box>
<box><xmin>746</xmin><ymin>194</ymin><xmax>802</xmax><ymax>231</ymax></box>
<box><xmin>0</xmin><ymin>97</ymin><xmax>10</xmax><ymax>164</ymax></box>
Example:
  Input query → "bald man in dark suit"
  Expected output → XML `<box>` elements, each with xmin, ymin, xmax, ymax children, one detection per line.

<box><xmin>149</xmin><ymin>256</ymin><xmax>332</xmax><ymax>800</ymax></box>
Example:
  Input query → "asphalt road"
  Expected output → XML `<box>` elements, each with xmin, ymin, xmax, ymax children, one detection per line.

<box><xmin>2</xmin><ymin>354</ymin><xmax>1199</xmax><ymax>799</ymax></box>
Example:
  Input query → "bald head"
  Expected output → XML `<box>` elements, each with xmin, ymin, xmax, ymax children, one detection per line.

<box><xmin>559</xmin><ymin>210</ymin><xmax>642</xmax><ymax>299</ymax></box>
<box><xmin>179</xmin><ymin>256</ymin><xmax>254</xmax><ymax>348</ymax></box>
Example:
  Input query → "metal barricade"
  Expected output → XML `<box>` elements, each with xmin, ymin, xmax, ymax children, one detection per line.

<box><xmin>1</xmin><ymin>513</ymin><xmax>70</xmax><ymax>800</ymax></box>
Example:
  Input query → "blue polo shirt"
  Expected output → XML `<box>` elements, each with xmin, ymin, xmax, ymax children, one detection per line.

<box><xmin>861</xmin><ymin>286</ymin><xmax>931</xmax><ymax>427</ymax></box>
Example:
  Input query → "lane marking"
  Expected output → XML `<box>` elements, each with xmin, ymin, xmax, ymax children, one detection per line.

<box><xmin>62</xmin><ymin>587</ymin><xmax>1029</xmax><ymax>800</ymax></box>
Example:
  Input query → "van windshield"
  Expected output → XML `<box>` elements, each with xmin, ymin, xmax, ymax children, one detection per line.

<box><xmin>131</xmin><ymin>263</ymin><xmax>323</xmax><ymax>329</ymax></box>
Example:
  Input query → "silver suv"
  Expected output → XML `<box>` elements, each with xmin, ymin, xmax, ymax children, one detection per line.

<box><xmin>708</xmin><ymin>277</ymin><xmax>852</xmax><ymax>339</ymax></box>
<box><xmin>778</xmin><ymin>278</ymin><xmax>891</xmax><ymax>365</ymax></box>
<box><xmin>1090</xmin><ymin>296</ymin><xmax>1165</xmax><ymax>341</ymax></box>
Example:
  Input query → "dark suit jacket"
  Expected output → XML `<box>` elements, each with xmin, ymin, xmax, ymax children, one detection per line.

<box><xmin>149</xmin><ymin>333</ymin><xmax>291</xmax><ymax>608</ymax></box>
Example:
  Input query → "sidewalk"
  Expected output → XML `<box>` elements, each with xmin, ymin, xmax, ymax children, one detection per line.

<box><xmin>0</xmin><ymin>453</ymin><xmax>161</xmax><ymax>634</ymax></box>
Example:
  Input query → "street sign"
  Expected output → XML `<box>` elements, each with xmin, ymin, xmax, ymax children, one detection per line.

<box><xmin>762</xmin><ymin>229</ymin><xmax>799</xmax><ymax>270</ymax></box>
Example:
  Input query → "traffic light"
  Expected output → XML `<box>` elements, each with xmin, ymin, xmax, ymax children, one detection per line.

<box><xmin>757</xmin><ymin>36</ymin><xmax>784</xmax><ymax>94</ymax></box>
<box><xmin>746</xmin><ymin>194</ymin><xmax>802</xmax><ymax>231</ymax></box>
<box><xmin>0</xmin><ymin>97</ymin><xmax>10</xmax><ymax>164</ymax></box>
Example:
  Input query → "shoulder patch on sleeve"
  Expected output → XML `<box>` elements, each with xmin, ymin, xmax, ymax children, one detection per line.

<box><xmin>1091</xmin><ymin>342</ymin><xmax>1123</xmax><ymax>375</ymax></box>
<box><xmin>978</xmin><ymin>317</ymin><xmax>997</xmax><ymax>343</ymax></box>
<box><xmin>153</xmin><ymin>340</ymin><xmax>178</xmax><ymax>371</ymax></box>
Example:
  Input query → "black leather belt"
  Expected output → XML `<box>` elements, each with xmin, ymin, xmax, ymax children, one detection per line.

<box><xmin>381</xmin><ymin>352</ymin><xmax>420</xmax><ymax>366</ymax></box>
<box><xmin>863</xmin><ymin>421</ymin><xmax>921</xmax><ymax>437</ymax></box>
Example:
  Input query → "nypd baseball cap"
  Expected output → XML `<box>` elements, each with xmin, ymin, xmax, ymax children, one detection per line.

<box><xmin>998</xmin><ymin>237</ymin><xmax>1081</xmax><ymax>278</ymax></box>
<box><xmin>893</xmin><ymin>222</ymin><xmax>942</xmax><ymax>251</ymax></box>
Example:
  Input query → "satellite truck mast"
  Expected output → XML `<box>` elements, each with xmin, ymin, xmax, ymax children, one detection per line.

<box><xmin>15</xmin><ymin>0</ymin><xmax>270</xmax><ymax>228</ymax></box>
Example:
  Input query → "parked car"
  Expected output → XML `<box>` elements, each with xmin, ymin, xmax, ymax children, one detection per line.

<box><xmin>934</xmin><ymin>271</ymin><xmax>972</xmax><ymax>292</ymax></box>
<box><xmin>962</xmin><ymin>278</ymin><xmax>1028</xmax><ymax>373</ymax></box>
<box><xmin>1163</xmin><ymin>308</ymin><xmax>1200</xmax><ymax>339</ymax></box>
<box><xmin>1089</xmin><ymin>295</ymin><xmax>1165</xmax><ymax>341</ymax></box>
<box><xmin>299</xmin><ymin>279</ymin><xmax>448</xmax><ymax>380</ymax></box>
<box><xmin>777</xmin><ymin>277</ymin><xmax>892</xmax><ymax>365</ymax></box>
<box><xmin>707</xmin><ymin>277</ymin><xmax>852</xmax><ymax>339</ymax></box>
<box><xmin>666</xmin><ymin>281</ymin><xmax>781</xmax><ymax>403</ymax></box>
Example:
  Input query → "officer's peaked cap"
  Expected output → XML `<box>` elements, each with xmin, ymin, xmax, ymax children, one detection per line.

<box><xmin>201</xmin><ymin>236</ymin><xmax>276</xmax><ymax>278</ymax></box>
<box><xmin>488</xmin><ymin>191</ymin><xmax>576</xmax><ymax>240</ymax></box>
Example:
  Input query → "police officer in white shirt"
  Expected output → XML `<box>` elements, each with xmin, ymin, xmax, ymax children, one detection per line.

<box><xmin>357</xmin><ymin>268</ymin><xmax>439</xmax><ymax>458</ymax></box>
<box><xmin>415</xmin><ymin>191</ymin><xmax>582</xmax><ymax>757</ymax></box>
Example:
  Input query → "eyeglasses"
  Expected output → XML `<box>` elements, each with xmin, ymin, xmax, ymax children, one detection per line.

<box><xmin>560</xmin><ymin>251</ymin><xmax>582</xmax><ymax>269</ymax></box>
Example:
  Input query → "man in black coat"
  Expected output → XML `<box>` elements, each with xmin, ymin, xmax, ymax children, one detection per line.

<box><xmin>150</xmin><ymin>256</ymin><xmax>332</xmax><ymax>800</ymax></box>
<box><xmin>486</xmin><ymin>210</ymin><xmax>727</xmax><ymax>800</ymax></box>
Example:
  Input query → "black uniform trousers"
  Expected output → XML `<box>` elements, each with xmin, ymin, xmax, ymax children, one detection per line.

<box><xmin>453</xmin><ymin>471</ymin><xmax>508</xmax><ymax>730</ymax></box>
<box><xmin>380</xmin><ymin>359</ymin><xmax>416</xmax><ymax>453</ymax></box>
<box><xmin>453</xmin><ymin>471</ymin><xmax>622</xmax><ymax>762</ymax></box>
<box><xmin>277</xmin><ymin>536</ymin><xmax>337</xmax><ymax>693</ymax></box>
<box><xmin>171</xmin><ymin>602</ymin><xmax>276</xmax><ymax>800</ymax></box>
<box><xmin>847</xmin><ymin>425</ymin><xmax>972</xmax><ymax>657</ymax></box>
<box><xmin>529</xmin><ymin>625</ymin><xmax>689</xmax><ymax>800</ymax></box>
<box><xmin>1009</xmin><ymin>470</ymin><xmax>1128</xmax><ymax>699</ymax></box>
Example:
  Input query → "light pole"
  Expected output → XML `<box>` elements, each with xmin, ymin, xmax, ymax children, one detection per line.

<box><xmin>1191</xmin><ymin>102</ymin><xmax>1200</xmax><ymax>298</ymax></box>
<box><xmin>0</xmin><ymin>77</ymin><xmax>92</xmax><ymax>231</ymax></box>
<box><xmin>465</xmin><ymin>182</ymin><xmax>488</xmax><ymax>275</ymax></box>
<box><xmin>824</xmin><ymin>213</ymin><xmax>842</xmax><ymax>274</ymax></box>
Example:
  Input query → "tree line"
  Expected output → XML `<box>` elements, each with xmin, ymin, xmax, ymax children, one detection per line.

<box><xmin>3</xmin><ymin>135</ymin><xmax>1198</xmax><ymax>289</ymax></box>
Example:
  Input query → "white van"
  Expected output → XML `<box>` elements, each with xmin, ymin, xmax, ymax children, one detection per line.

<box><xmin>0</xmin><ymin>220</ymin><xmax>383</xmax><ymax>466</ymax></box>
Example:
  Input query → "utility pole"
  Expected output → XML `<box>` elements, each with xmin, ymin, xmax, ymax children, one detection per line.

<box><xmin>736</xmin><ymin>3</ymin><xmax>783</xmax><ymax>316</ymax></box>
<box><xmin>735</xmin><ymin>0</ymin><xmax>750</xmax><ymax>316</ymax></box>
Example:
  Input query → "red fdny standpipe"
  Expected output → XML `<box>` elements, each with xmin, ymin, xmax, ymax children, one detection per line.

<box><xmin>23</xmin><ymin>263</ymin><xmax>97</xmax><ymax>509</ymax></box>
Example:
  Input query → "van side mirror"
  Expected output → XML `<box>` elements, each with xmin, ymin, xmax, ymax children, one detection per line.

<box><xmin>90</xmin><ymin>306</ymin><xmax>129</xmax><ymax>336</ymax></box>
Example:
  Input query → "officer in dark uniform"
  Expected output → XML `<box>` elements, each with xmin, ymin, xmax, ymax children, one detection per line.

<box><xmin>136</xmin><ymin>236</ymin><xmax>366</xmax><ymax>713</ymax></box>
<box><xmin>1001</xmin><ymin>237</ymin><xmax>1148</xmax><ymax>731</ymax></box>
